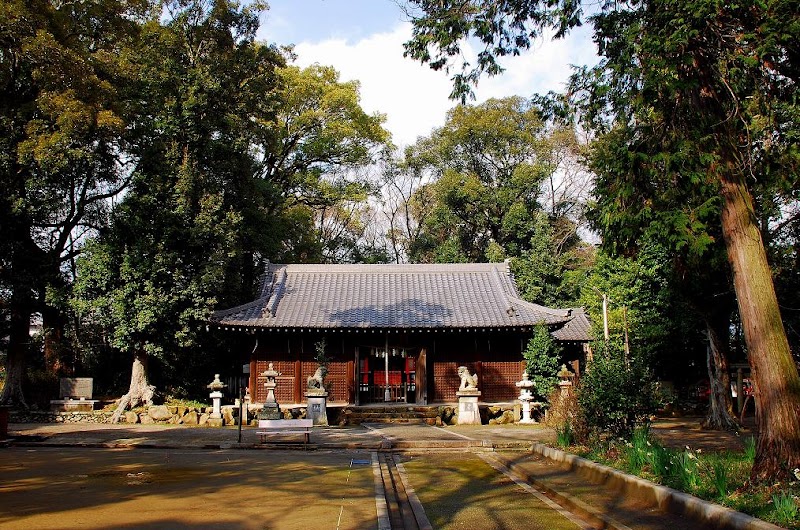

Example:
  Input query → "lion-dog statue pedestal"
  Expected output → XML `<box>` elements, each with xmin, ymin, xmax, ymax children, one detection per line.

<box><xmin>305</xmin><ymin>366</ymin><xmax>329</xmax><ymax>426</ymax></box>
<box><xmin>456</xmin><ymin>365</ymin><xmax>482</xmax><ymax>425</ymax></box>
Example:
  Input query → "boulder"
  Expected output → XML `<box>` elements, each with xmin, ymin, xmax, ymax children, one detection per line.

<box><xmin>182</xmin><ymin>410</ymin><xmax>198</xmax><ymax>425</ymax></box>
<box><xmin>198</xmin><ymin>413</ymin><xmax>210</xmax><ymax>426</ymax></box>
<box><xmin>125</xmin><ymin>411</ymin><xmax>139</xmax><ymax>424</ymax></box>
<box><xmin>148</xmin><ymin>405</ymin><xmax>172</xmax><ymax>421</ymax></box>
<box><xmin>222</xmin><ymin>407</ymin><xmax>235</xmax><ymax>425</ymax></box>
<box><xmin>140</xmin><ymin>414</ymin><xmax>155</xmax><ymax>424</ymax></box>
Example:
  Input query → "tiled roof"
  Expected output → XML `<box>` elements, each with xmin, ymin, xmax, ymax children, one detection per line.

<box><xmin>211</xmin><ymin>262</ymin><xmax>590</xmax><ymax>340</ymax></box>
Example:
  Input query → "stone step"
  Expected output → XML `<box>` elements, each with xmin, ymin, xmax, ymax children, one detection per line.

<box><xmin>339</xmin><ymin>406</ymin><xmax>441</xmax><ymax>425</ymax></box>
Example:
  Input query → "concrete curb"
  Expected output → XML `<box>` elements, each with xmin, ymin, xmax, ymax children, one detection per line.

<box><xmin>530</xmin><ymin>442</ymin><xmax>783</xmax><ymax>530</ymax></box>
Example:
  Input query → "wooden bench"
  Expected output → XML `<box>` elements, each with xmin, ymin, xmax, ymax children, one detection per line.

<box><xmin>256</xmin><ymin>419</ymin><xmax>313</xmax><ymax>446</ymax></box>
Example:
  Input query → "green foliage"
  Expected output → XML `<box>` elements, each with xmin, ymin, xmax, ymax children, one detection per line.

<box><xmin>404</xmin><ymin>0</ymin><xmax>800</xmax><ymax>482</ymax></box>
<box><xmin>744</xmin><ymin>436</ymin><xmax>756</xmax><ymax>462</ymax></box>
<box><xmin>314</xmin><ymin>338</ymin><xmax>332</xmax><ymax>368</ymax></box>
<box><xmin>0</xmin><ymin>0</ymin><xmax>151</xmax><ymax>403</ymax></box>
<box><xmin>556</xmin><ymin>423</ymin><xmax>574</xmax><ymax>448</ymax></box>
<box><xmin>708</xmin><ymin>457</ymin><xmax>731</xmax><ymax>499</ymax></box>
<box><xmin>522</xmin><ymin>324</ymin><xmax>561</xmax><ymax>401</ymax></box>
<box><xmin>772</xmin><ymin>492</ymin><xmax>799</xmax><ymax>525</ymax></box>
<box><xmin>671</xmin><ymin>450</ymin><xmax>702</xmax><ymax>491</ymax></box>
<box><xmin>582</xmin><ymin>431</ymin><xmax>798</xmax><ymax>526</ymax></box>
<box><xmin>624</xmin><ymin>425</ymin><xmax>651</xmax><ymax>474</ymax></box>
<box><xmin>68</xmin><ymin>1</ymin><xmax>390</xmax><ymax>397</ymax></box>
<box><xmin>580</xmin><ymin>245</ymin><xmax>693</xmax><ymax>378</ymax></box>
<box><xmin>405</xmin><ymin>97</ymin><xmax>590</xmax><ymax>280</ymax></box>
<box><xmin>577</xmin><ymin>340</ymin><xmax>661</xmax><ymax>438</ymax></box>
<box><xmin>512</xmin><ymin>212</ymin><xmax>591</xmax><ymax>307</ymax></box>
<box><xmin>404</xmin><ymin>0</ymin><xmax>581</xmax><ymax>102</ymax></box>
<box><xmin>267</xmin><ymin>64</ymin><xmax>390</xmax><ymax>263</ymax></box>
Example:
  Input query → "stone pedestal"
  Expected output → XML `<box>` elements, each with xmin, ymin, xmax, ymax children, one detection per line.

<box><xmin>209</xmin><ymin>391</ymin><xmax>223</xmax><ymax>419</ymax></box>
<box><xmin>258</xmin><ymin>402</ymin><xmax>281</xmax><ymax>420</ymax></box>
<box><xmin>456</xmin><ymin>391</ymin><xmax>482</xmax><ymax>425</ymax></box>
<box><xmin>305</xmin><ymin>393</ymin><xmax>329</xmax><ymax>426</ymax></box>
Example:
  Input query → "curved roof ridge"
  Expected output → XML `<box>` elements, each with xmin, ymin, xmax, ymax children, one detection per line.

<box><xmin>509</xmin><ymin>297</ymin><xmax>571</xmax><ymax>318</ymax></box>
<box><xmin>212</xmin><ymin>295</ymin><xmax>270</xmax><ymax>321</ymax></box>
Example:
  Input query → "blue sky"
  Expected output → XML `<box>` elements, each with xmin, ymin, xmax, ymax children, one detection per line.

<box><xmin>256</xmin><ymin>1</ymin><xmax>599</xmax><ymax>147</ymax></box>
<box><xmin>258</xmin><ymin>0</ymin><xmax>406</xmax><ymax>45</ymax></box>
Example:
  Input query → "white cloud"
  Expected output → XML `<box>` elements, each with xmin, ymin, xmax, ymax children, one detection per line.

<box><xmin>292</xmin><ymin>22</ymin><xmax>598</xmax><ymax>148</ymax></box>
<box><xmin>292</xmin><ymin>24</ymin><xmax>455</xmax><ymax>148</ymax></box>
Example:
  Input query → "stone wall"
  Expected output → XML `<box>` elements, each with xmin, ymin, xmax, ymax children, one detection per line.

<box><xmin>10</xmin><ymin>404</ymin><xmax>309</xmax><ymax>426</ymax></box>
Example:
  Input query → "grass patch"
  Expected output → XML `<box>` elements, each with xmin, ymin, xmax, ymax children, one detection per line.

<box><xmin>559</xmin><ymin>429</ymin><xmax>800</xmax><ymax>529</ymax></box>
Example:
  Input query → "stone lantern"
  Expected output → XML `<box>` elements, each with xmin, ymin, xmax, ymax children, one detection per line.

<box><xmin>258</xmin><ymin>363</ymin><xmax>282</xmax><ymax>420</ymax></box>
<box><xmin>557</xmin><ymin>364</ymin><xmax>575</xmax><ymax>397</ymax></box>
<box><xmin>515</xmin><ymin>371</ymin><xmax>537</xmax><ymax>424</ymax></box>
<box><xmin>207</xmin><ymin>374</ymin><xmax>227</xmax><ymax>420</ymax></box>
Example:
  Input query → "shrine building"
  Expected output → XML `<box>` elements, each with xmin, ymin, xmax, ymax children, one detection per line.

<box><xmin>210</xmin><ymin>262</ymin><xmax>591</xmax><ymax>405</ymax></box>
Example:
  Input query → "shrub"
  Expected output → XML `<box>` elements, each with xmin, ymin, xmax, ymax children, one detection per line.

<box><xmin>523</xmin><ymin>324</ymin><xmax>561</xmax><ymax>401</ymax></box>
<box><xmin>577</xmin><ymin>340</ymin><xmax>661</xmax><ymax>438</ymax></box>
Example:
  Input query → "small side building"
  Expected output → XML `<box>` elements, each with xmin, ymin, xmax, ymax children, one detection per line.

<box><xmin>210</xmin><ymin>262</ymin><xmax>590</xmax><ymax>405</ymax></box>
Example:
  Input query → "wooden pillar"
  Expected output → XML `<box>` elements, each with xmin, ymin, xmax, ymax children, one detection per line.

<box><xmin>346</xmin><ymin>360</ymin><xmax>355</xmax><ymax>404</ymax></box>
<box><xmin>249</xmin><ymin>358</ymin><xmax>257</xmax><ymax>401</ymax></box>
<box><xmin>294</xmin><ymin>359</ymin><xmax>302</xmax><ymax>404</ymax></box>
<box><xmin>417</xmin><ymin>347</ymin><xmax>427</xmax><ymax>405</ymax></box>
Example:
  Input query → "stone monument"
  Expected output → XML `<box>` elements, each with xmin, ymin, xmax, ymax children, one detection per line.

<box><xmin>305</xmin><ymin>365</ymin><xmax>329</xmax><ymax>426</ymax></box>
<box><xmin>258</xmin><ymin>363</ymin><xmax>282</xmax><ymax>420</ymax></box>
<box><xmin>456</xmin><ymin>366</ymin><xmax>481</xmax><ymax>425</ymax></box>
<box><xmin>515</xmin><ymin>371</ymin><xmax>537</xmax><ymax>424</ymax></box>
<box><xmin>50</xmin><ymin>377</ymin><xmax>98</xmax><ymax>412</ymax></box>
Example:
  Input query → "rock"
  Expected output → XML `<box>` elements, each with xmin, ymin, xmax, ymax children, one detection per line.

<box><xmin>182</xmin><ymin>411</ymin><xmax>198</xmax><ymax>425</ymax></box>
<box><xmin>125</xmin><ymin>411</ymin><xmax>139</xmax><ymax>424</ymax></box>
<box><xmin>148</xmin><ymin>405</ymin><xmax>172</xmax><ymax>421</ymax></box>
<box><xmin>140</xmin><ymin>414</ymin><xmax>155</xmax><ymax>424</ymax></box>
<box><xmin>168</xmin><ymin>406</ymin><xmax>179</xmax><ymax>415</ymax></box>
<box><xmin>222</xmin><ymin>408</ymin><xmax>235</xmax><ymax>425</ymax></box>
<box><xmin>493</xmin><ymin>410</ymin><xmax>514</xmax><ymax>425</ymax></box>
<box><xmin>177</xmin><ymin>406</ymin><xmax>187</xmax><ymax>417</ymax></box>
<box><xmin>207</xmin><ymin>417</ymin><xmax>223</xmax><ymax>428</ymax></box>
<box><xmin>198</xmin><ymin>413</ymin><xmax>209</xmax><ymax>426</ymax></box>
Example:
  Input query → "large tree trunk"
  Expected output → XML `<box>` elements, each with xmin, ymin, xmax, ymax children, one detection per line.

<box><xmin>1</xmin><ymin>245</ymin><xmax>38</xmax><ymax>408</ymax></box>
<box><xmin>111</xmin><ymin>351</ymin><xmax>157</xmax><ymax>423</ymax></box>
<box><xmin>719</xmin><ymin>170</ymin><xmax>800</xmax><ymax>483</ymax></box>
<box><xmin>1</xmin><ymin>300</ymin><xmax>31</xmax><ymax>408</ymax></box>
<box><xmin>701</xmin><ymin>319</ymin><xmax>740</xmax><ymax>431</ymax></box>
<box><xmin>42</xmin><ymin>304</ymin><xmax>69</xmax><ymax>376</ymax></box>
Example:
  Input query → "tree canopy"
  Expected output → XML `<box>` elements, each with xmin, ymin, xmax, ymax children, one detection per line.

<box><xmin>404</xmin><ymin>0</ymin><xmax>800</xmax><ymax>482</ymax></box>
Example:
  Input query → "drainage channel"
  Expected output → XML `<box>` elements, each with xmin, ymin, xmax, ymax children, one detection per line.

<box><xmin>376</xmin><ymin>452</ymin><xmax>432</xmax><ymax>530</ymax></box>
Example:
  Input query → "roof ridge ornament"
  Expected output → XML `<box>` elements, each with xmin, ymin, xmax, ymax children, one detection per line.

<box><xmin>264</xmin><ymin>266</ymin><xmax>288</xmax><ymax>317</ymax></box>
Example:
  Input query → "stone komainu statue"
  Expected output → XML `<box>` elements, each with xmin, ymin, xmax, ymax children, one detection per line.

<box><xmin>307</xmin><ymin>366</ymin><xmax>327</xmax><ymax>391</ymax></box>
<box><xmin>457</xmin><ymin>366</ymin><xmax>478</xmax><ymax>391</ymax></box>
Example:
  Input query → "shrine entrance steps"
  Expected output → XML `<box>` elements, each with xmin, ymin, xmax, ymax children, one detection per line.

<box><xmin>338</xmin><ymin>405</ymin><xmax>440</xmax><ymax>425</ymax></box>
